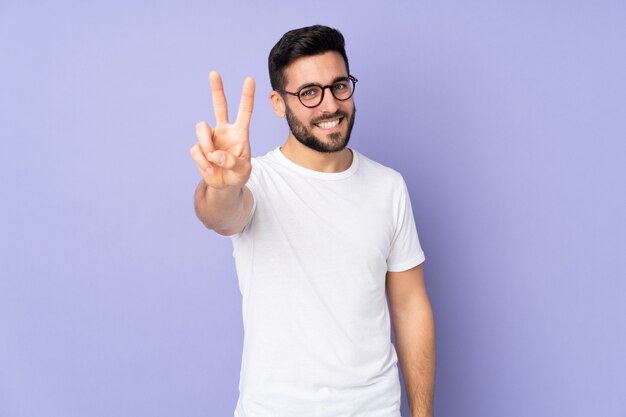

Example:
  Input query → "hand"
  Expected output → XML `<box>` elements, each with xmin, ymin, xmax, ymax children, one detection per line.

<box><xmin>190</xmin><ymin>71</ymin><xmax>255</xmax><ymax>190</ymax></box>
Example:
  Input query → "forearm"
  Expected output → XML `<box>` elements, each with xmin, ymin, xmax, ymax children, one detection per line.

<box><xmin>393</xmin><ymin>304</ymin><xmax>436</xmax><ymax>417</ymax></box>
<box><xmin>194</xmin><ymin>180</ymin><xmax>247</xmax><ymax>235</ymax></box>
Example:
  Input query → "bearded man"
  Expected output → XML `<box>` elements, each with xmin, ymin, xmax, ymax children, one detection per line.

<box><xmin>189</xmin><ymin>25</ymin><xmax>435</xmax><ymax>417</ymax></box>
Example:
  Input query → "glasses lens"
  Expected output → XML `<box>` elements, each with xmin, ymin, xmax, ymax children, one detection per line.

<box><xmin>331</xmin><ymin>79</ymin><xmax>355</xmax><ymax>100</ymax></box>
<box><xmin>299</xmin><ymin>86</ymin><xmax>323</xmax><ymax>107</ymax></box>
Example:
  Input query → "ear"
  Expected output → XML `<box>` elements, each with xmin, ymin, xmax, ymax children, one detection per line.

<box><xmin>269</xmin><ymin>91</ymin><xmax>286</xmax><ymax>117</ymax></box>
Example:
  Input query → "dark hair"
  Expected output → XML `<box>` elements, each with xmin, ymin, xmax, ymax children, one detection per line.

<box><xmin>268</xmin><ymin>25</ymin><xmax>350</xmax><ymax>90</ymax></box>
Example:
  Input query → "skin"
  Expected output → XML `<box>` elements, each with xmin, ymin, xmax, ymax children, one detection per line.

<box><xmin>190</xmin><ymin>51</ymin><xmax>435</xmax><ymax>417</ymax></box>
<box><xmin>189</xmin><ymin>71</ymin><xmax>255</xmax><ymax>236</ymax></box>
<box><xmin>269</xmin><ymin>51</ymin><xmax>355</xmax><ymax>173</ymax></box>
<box><xmin>387</xmin><ymin>264</ymin><xmax>436</xmax><ymax>417</ymax></box>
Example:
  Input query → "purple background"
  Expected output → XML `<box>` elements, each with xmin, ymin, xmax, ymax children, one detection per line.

<box><xmin>1</xmin><ymin>1</ymin><xmax>625</xmax><ymax>416</ymax></box>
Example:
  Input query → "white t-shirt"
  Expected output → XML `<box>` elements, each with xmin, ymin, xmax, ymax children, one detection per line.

<box><xmin>231</xmin><ymin>147</ymin><xmax>425</xmax><ymax>417</ymax></box>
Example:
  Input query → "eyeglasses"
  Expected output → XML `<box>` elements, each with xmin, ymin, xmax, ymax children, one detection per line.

<box><xmin>275</xmin><ymin>75</ymin><xmax>358</xmax><ymax>108</ymax></box>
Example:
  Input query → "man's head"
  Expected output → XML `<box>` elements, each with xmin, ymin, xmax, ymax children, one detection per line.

<box><xmin>268</xmin><ymin>25</ymin><xmax>350</xmax><ymax>91</ymax></box>
<box><xmin>268</xmin><ymin>25</ymin><xmax>356</xmax><ymax>153</ymax></box>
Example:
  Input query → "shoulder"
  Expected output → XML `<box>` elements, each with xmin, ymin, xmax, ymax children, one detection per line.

<box><xmin>353</xmin><ymin>149</ymin><xmax>406</xmax><ymax>187</ymax></box>
<box><xmin>250</xmin><ymin>148</ymin><xmax>277</xmax><ymax>168</ymax></box>
<box><xmin>246</xmin><ymin>148</ymin><xmax>290</xmax><ymax>194</ymax></box>
<box><xmin>248</xmin><ymin>148</ymin><xmax>281</xmax><ymax>179</ymax></box>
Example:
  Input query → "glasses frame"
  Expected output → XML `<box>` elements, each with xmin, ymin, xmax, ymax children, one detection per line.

<box><xmin>275</xmin><ymin>75</ymin><xmax>358</xmax><ymax>108</ymax></box>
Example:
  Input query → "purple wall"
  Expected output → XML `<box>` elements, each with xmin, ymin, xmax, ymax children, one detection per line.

<box><xmin>1</xmin><ymin>1</ymin><xmax>625</xmax><ymax>416</ymax></box>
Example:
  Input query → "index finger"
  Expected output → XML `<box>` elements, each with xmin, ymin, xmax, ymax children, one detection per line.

<box><xmin>209</xmin><ymin>71</ymin><xmax>229</xmax><ymax>124</ymax></box>
<box><xmin>235</xmin><ymin>77</ymin><xmax>255</xmax><ymax>128</ymax></box>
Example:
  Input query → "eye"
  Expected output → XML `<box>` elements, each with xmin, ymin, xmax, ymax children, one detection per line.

<box><xmin>332</xmin><ymin>81</ymin><xmax>349</xmax><ymax>91</ymax></box>
<box><xmin>299</xmin><ymin>87</ymin><xmax>320</xmax><ymax>98</ymax></box>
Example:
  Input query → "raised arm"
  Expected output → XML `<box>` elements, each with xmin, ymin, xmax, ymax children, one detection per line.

<box><xmin>189</xmin><ymin>71</ymin><xmax>256</xmax><ymax>236</ymax></box>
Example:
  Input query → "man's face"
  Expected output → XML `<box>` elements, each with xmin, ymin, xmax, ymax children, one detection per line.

<box><xmin>280</xmin><ymin>51</ymin><xmax>356</xmax><ymax>153</ymax></box>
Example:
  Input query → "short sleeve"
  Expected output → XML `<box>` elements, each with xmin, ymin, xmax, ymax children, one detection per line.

<box><xmin>386</xmin><ymin>177</ymin><xmax>425</xmax><ymax>272</ymax></box>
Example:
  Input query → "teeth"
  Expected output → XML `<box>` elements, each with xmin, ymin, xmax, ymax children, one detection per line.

<box><xmin>316</xmin><ymin>119</ymin><xmax>340</xmax><ymax>129</ymax></box>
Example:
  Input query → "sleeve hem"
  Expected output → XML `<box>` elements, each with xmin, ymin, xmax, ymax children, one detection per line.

<box><xmin>387</xmin><ymin>252</ymin><xmax>425</xmax><ymax>272</ymax></box>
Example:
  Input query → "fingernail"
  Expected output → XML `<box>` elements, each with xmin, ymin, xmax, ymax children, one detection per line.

<box><xmin>215</xmin><ymin>154</ymin><xmax>224</xmax><ymax>165</ymax></box>
<box><xmin>205</xmin><ymin>166</ymin><xmax>213</xmax><ymax>174</ymax></box>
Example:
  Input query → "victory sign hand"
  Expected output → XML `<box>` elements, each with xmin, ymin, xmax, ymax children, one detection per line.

<box><xmin>190</xmin><ymin>71</ymin><xmax>255</xmax><ymax>190</ymax></box>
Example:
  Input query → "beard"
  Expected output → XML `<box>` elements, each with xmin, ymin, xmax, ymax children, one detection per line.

<box><xmin>285</xmin><ymin>105</ymin><xmax>356</xmax><ymax>153</ymax></box>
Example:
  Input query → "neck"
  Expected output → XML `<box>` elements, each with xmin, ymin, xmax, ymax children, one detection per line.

<box><xmin>280</xmin><ymin>134</ymin><xmax>353</xmax><ymax>173</ymax></box>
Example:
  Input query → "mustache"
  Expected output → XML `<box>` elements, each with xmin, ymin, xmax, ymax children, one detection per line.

<box><xmin>310</xmin><ymin>111</ymin><xmax>348</xmax><ymax>124</ymax></box>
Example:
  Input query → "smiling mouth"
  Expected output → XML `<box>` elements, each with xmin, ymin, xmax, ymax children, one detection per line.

<box><xmin>314</xmin><ymin>117</ymin><xmax>343</xmax><ymax>130</ymax></box>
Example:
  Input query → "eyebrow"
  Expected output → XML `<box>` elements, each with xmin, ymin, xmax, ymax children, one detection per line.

<box><xmin>295</xmin><ymin>75</ymin><xmax>350</xmax><ymax>92</ymax></box>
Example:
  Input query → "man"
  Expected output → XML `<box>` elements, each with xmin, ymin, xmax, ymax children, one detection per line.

<box><xmin>189</xmin><ymin>25</ymin><xmax>435</xmax><ymax>417</ymax></box>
